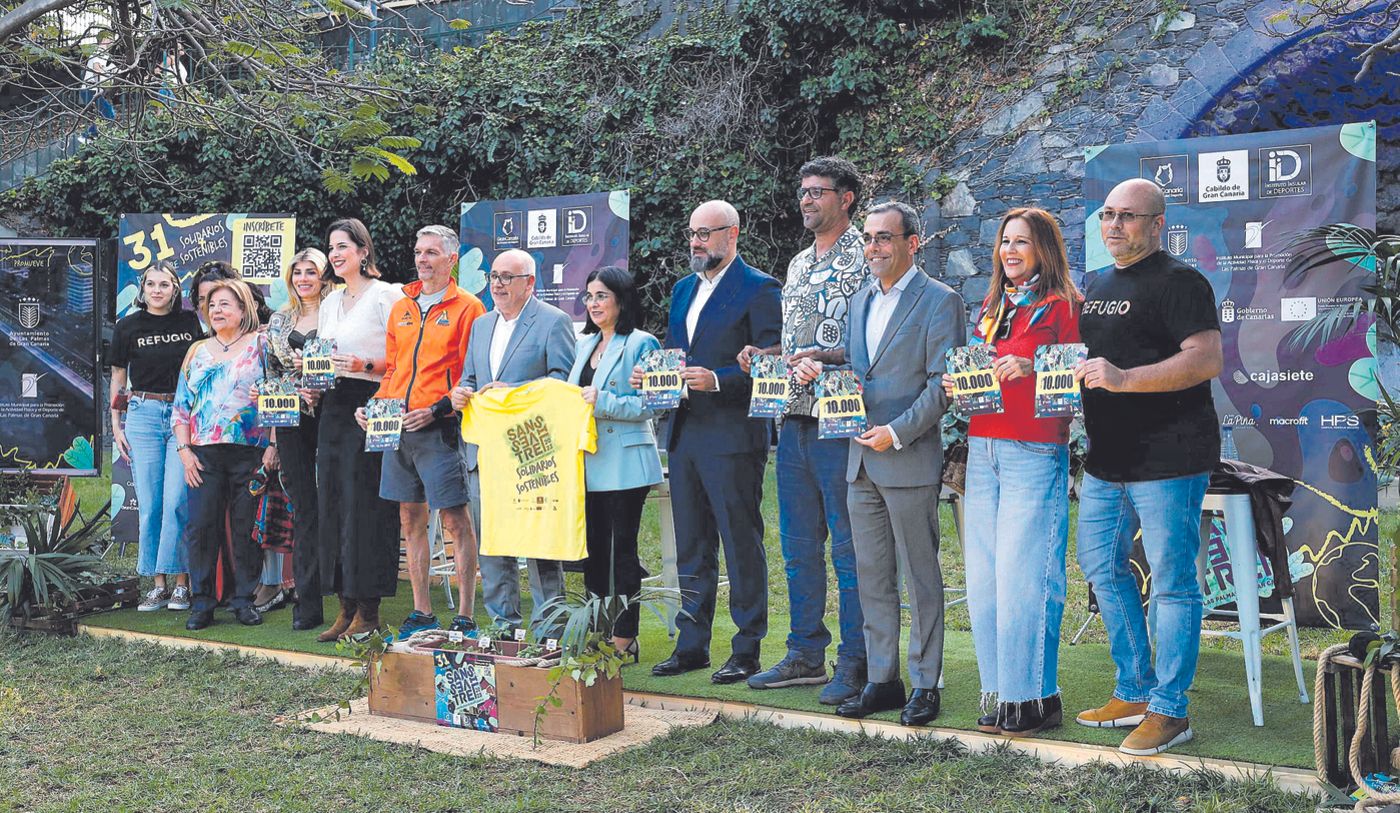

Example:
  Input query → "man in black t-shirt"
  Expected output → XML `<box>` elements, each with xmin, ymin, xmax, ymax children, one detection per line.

<box><xmin>1071</xmin><ymin>178</ymin><xmax>1223</xmax><ymax>757</ymax></box>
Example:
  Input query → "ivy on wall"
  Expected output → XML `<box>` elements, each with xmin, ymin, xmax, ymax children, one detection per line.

<box><xmin>5</xmin><ymin>0</ymin><xmax>1068</xmax><ymax>328</ymax></box>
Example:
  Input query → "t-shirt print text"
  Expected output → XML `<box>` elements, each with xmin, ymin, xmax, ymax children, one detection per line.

<box><xmin>1081</xmin><ymin>299</ymin><xmax>1133</xmax><ymax>316</ymax></box>
<box><xmin>508</xmin><ymin>415</ymin><xmax>560</xmax><ymax>497</ymax></box>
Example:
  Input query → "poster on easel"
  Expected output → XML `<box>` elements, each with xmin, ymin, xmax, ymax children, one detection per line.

<box><xmin>1084</xmin><ymin>122</ymin><xmax>1378</xmax><ymax>629</ymax></box>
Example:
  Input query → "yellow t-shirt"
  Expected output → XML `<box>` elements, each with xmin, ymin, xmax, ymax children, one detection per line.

<box><xmin>460</xmin><ymin>378</ymin><xmax>597</xmax><ymax>560</ymax></box>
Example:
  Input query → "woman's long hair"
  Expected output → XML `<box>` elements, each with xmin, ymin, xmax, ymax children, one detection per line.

<box><xmin>983</xmin><ymin>207</ymin><xmax>1081</xmax><ymax>313</ymax></box>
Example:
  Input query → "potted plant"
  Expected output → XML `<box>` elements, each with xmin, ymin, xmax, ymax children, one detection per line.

<box><xmin>1</xmin><ymin>483</ymin><xmax>119</xmax><ymax>633</ymax></box>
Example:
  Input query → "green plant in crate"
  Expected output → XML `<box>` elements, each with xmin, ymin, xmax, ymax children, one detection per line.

<box><xmin>0</xmin><ymin>492</ymin><xmax>112</xmax><ymax>626</ymax></box>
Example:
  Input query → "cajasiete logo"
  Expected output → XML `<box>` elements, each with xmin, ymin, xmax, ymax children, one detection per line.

<box><xmin>17</xmin><ymin>297</ymin><xmax>40</xmax><ymax>329</ymax></box>
<box><xmin>1166</xmin><ymin>224</ymin><xmax>1188</xmax><ymax>257</ymax></box>
<box><xmin>1140</xmin><ymin>154</ymin><xmax>1189</xmax><ymax>204</ymax></box>
<box><xmin>1258</xmin><ymin>144</ymin><xmax>1312</xmax><ymax>198</ymax></box>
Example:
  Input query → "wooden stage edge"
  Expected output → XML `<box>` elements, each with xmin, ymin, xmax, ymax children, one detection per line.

<box><xmin>76</xmin><ymin>625</ymin><xmax>1324</xmax><ymax>798</ymax></box>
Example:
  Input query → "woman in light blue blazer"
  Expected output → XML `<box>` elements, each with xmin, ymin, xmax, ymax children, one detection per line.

<box><xmin>569</xmin><ymin>266</ymin><xmax>663</xmax><ymax>661</ymax></box>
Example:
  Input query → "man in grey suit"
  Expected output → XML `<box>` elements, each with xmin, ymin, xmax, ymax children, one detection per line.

<box><xmin>796</xmin><ymin>201</ymin><xmax>964</xmax><ymax>726</ymax></box>
<box><xmin>449</xmin><ymin>248</ymin><xmax>577</xmax><ymax>633</ymax></box>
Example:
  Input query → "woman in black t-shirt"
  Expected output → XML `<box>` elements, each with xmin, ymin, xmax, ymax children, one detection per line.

<box><xmin>110</xmin><ymin>261</ymin><xmax>202</xmax><ymax>613</ymax></box>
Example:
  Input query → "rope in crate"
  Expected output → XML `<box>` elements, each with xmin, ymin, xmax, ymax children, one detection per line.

<box><xmin>1314</xmin><ymin>643</ymin><xmax>1400</xmax><ymax>811</ymax></box>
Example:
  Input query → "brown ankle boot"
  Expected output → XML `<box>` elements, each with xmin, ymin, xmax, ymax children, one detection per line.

<box><xmin>342</xmin><ymin>597</ymin><xmax>382</xmax><ymax>640</ymax></box>
<box><xmin>316</xmin><ymin>596</ymin><xmax>357</xmax><ymax>642</ymax></box>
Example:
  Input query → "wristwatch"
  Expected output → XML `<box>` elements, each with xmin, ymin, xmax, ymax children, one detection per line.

<box><xmin>365</xmin><ymin>360</ymin><xmax>375</xmax><ymax>372</ymax></box>
<box><xmin>176</xmin><ymin>443</ymin><xmax>190</xmax><ymax>452</ymax></box>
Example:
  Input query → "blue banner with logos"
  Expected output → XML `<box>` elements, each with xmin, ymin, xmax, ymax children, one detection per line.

<box><xmin>458</xmin><ymin>191</ymin><xmax>630</xmax><ymax>327</ymax></box>
<box><xmin>0</xmin><ymin>239</ymin><xmax>100</xmax><ymax>476</ymax></box>
<box><xmin>1084</xmin><ymin>122</ymin><xmax>1379</xmax><ymax>629</ymax></box>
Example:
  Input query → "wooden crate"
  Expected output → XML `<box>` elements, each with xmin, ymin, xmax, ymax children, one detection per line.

<box><xmin>367</xmin><ymin>647</ymin><xmax>624</xmax><ymax>743</ymax></box>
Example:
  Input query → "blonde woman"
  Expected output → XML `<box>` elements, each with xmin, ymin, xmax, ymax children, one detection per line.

<box><xmin>172</xmin><ymin>278</ymin><xmax>276</xmax><ymax>630</ymax></box>
<box><xmin>266</xmin><ymin>248</ymin><xmax>336</xmax><ymax>629</ymax></box>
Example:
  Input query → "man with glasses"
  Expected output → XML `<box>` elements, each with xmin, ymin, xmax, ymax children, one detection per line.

<box><xmin>738</xmin><ymin>157</ymin><xmax>870</xmax><ymax>704</ymax></box>
<box><xmin>636</xmin><ymin>200</ymin><xmax>782</xmax><ymax>683</ymax></box>
<box><xmin>797</xmin><ymin>201</ymin><xmax>964</xmax><ymax>726</ymax></box>
<box><xmin>450</xmin><ymin>248</ymin><xmax>576</xmax><ymax>634</ymax></box>
<box><xmin>1072</xmin><ymin>177</ymin><xmax>1222</xmax><ymax>755</ymax></box>
<box><xmin>364</xmin><ymin>225</ymin><xmax>485</xmax><ymax>638</ymax></box>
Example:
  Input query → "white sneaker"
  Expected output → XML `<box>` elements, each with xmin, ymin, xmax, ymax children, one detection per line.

<box><xmin>138</xmin><ymin>586</ymin><xmax>170</xmax><ymax>612</ymax></box>
<box><xmin>167</xmin><ymin>584</ymin><xmax>191</xmax><ymax>611</ymax></box>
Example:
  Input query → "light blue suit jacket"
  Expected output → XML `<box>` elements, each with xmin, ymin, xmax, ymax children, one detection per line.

<box><xmin>567</xmin><ymin>330</ymin><xmax>664</xmax><ymax>491</ymax></box>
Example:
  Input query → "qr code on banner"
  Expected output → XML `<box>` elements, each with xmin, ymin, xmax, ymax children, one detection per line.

<box><xmin>240</xmin><ymin>233</ymin><xmax>283</xmax><ymax>280</ymax></box>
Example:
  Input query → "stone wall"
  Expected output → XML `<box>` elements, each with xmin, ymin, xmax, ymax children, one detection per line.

<box><xmin>916</xmin><ymin>0</ymin><xmax>1399</xmax><ymax>306</ymax></box>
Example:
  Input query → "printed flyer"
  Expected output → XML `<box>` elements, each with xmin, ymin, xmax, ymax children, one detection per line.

<box><xmin>432</xmin><ymin>650</ymin><xmax>499</xmax><ymax>732</ymax></box>
<box><xmin>748</xmin><ymin>355</ymin><xmax>790</xmax><ymax>419</ymax></box>
<box><xmin>946</xmin><ymin>345</ymin><xmax>1003</xmax><ymax>415</ymax></box>
<box><xmin>1033</xmin><ymin>343</ymin><xmax>1087</xmax><ymax>418</ymax></box>
<box><xmin>639</xmin><ymin>348</ymin><xmax>685</xmax><ymax>410</ymax></box>
<box><xmin>300</xmin><ymin>337</ymin><xmax>336</xmax><ymax>390</ymax></box>
<box><xmin>815</xmin><ymin>370</ymin><xmax>867</xmax><ymax>439</ymax></box>
<box><xmin>364</xmin><ymin>398</ymin><xmax>405</xmax><ymax>452</ymax></box>
<box><xmin>256</xmin><ymin>374</ymin><xmax>301</xmax><ymax>428</ymax></box>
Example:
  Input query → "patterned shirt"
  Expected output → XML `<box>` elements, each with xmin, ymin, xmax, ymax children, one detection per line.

<box><xmin>172</xmin><ymin>333</ymin><xmax>271</xmax><ymax>447</ymax></box>
<box><xmin>781</xmin><ymin>226</ymin><xmax>869</xmax><ymax>417</ymax></box>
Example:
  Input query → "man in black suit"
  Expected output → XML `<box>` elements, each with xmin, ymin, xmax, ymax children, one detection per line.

<box><xmin>634</xmin><ymin>200</ymin><xmax>783</xmax><ymax>684</ymax></box>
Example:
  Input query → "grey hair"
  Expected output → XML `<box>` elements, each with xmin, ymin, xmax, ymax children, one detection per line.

<box><xmin>496</xmin><ymin>248</ymin><xmax>537</xmax><ymax>277</ymax></box>
<box><xmin>865</xmin><ymin>201</ymin><xmax>921</xmax><ymax>237</ymax></box>
<box><xmin>416</xmin><ymin>224</ymin><xmax>459</xmax><ymax>255</ymax></box>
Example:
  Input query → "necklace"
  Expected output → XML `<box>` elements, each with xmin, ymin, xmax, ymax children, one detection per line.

<box><xmin>214</xmin><ymin>332</ymin><xmax>245</xmax><ymax>352</ymax></box>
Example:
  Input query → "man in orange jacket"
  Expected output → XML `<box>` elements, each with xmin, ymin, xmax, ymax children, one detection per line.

<box><xmin>357</xmin><ymin>224</ymin><xmax>487</xmax><ymax>637</ymax></box>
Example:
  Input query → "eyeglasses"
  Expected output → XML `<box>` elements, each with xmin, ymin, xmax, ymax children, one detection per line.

<box><xmin>860</xmin><ymin>231</ymin><xmax>915</xmax><ymax>246</ymax></box>
<box><xmin>487</xmin><ymin>272</ymin><xmax>530</xmax><ymax>285</ymax></box>
<box><xmin>1097</xmin><ymin>210</ymin><xmax>1163</xmax><ymax>224</ymax></box>
<box><xmin>581</xmin><ymin>292</ymin><xmax>613</xmax><ymax>304</ymax></box>
<box><xmin>682</xmin><ymin>224</ymin><xmax>736</xmax><ymax>242</ymax></box>
<box><xmin>797</xmin><ymin>186</ymin><xmax>841</xmax><ymax>201</ymax></box>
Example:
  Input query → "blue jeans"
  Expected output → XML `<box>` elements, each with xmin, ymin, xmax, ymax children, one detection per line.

<box><xmin>964</xmin><ymin>437</ymin><xmax>1068</xmax><ymax>704</ymax></box>
<box><xmin>125</xmin><ymin>396</ymin><xmax>188</xmax><ymax>577</ymax></box>
<box><xmin>1076</xmin><ymin>470</ymin><xmax>1209</xmax><ymax>718</ymax></box>
<box><xmin>776</xmin><ymin>417</ymin><xmax>864</xmax><ymax>663</ymax></box>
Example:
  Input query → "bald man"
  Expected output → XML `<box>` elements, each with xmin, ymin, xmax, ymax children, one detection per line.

<box><xmin>1071</xmin><ymin>178</ymin><xmax>1223</xmax><ymax>756</ymax></box>
<box><xmin>451</xmin><ymin>248</ymin><xmax>576</xmax><ymax>635</ymax></box>
<box><xmin>639</xmin><ymin>200</ymin><xmax>783</xmax><ymax>683</ymax></box>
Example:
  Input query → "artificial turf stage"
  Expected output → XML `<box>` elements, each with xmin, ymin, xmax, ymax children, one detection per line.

<box><xmin>82</xmin><ymin>588</ymin><xmax>1319</xmax><ymax>770</ymax></box>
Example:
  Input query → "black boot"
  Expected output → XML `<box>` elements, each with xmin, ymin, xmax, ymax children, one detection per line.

<box><xmin>999</xmin><ymin>694</ymin><xmax>1062</xmax><ymax>738</ymax></box>
<box><xmin>977</xmin><ymin>707</ymin><xmax>1002</xmax><ymax>734</ymax></box>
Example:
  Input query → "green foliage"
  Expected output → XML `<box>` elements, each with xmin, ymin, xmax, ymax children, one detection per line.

<box><xmin>0</xmin><ymin>494</ymin><xmax>112</xmax><ymax>624</ymax></box>
<box><xmin>6</xmin><ymin>0</ymin><xmax>1057</xmax><ymax>327</ymax></box>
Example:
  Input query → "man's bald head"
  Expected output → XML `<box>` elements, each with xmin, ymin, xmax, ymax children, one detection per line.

<box><xmin>494</xmin><ymin>248</ymin><xmax>536</xmax><ymax>277</ymax></box>
<box><xmin>1101</xmin><ymin>178</ymin><xmax>1167</xmax><ymax>268</ymax></box>
<box><xmin>489</xmin><ymin>248</ymin><xmax>537</xmax><ymax>318</ymax></box>
<box><xmin>691</xmin><ymin>200</ymin><xmax>740</xmax><ymax>228</ymax></box>
<box><xmin>1105</xmin><ymin>178</ymin><xmax>1166</xmax><ymax>214</ymax></box>
<box><xmin>687</xmin><ymin>200</ymin><xmax>741</xmax><ymax>277</ymax></box>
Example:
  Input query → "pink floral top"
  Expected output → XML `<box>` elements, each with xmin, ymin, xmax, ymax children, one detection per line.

<box><xmin>172</xmin><ymin>334</ymin><xmax>270</xmax><ymax>447</ymax></box>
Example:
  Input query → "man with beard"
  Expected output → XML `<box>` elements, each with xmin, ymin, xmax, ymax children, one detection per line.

<box><xmin>738</xmin><ymin>157</ymin><xmax>870</xmax><ymax>704</ymax></box>
<box><xmin>635</xmin><ymin>200</ymin><xmax>782</xmax><ymax>683</ymax></box>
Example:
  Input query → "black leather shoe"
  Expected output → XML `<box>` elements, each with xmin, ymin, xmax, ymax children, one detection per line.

<box><xmin>1000</xmin><ymin>694</ymin><xmax>1062</xmax><ymax>737</ymax></box>
<box><xmin>711</xmin><ymin>654</ymin><xmax>761</xmax><ymax>685</ymax></box>
<box><xmin>977</xmin><ymin>709</ymin><xmax>1001</xmax><ymax>734</ymax></box>
<box><xmin>186</xmin><ymin>609</ymin><xmax>214</xmax><ymax>631</ymax></box>
<box><xmin>835</xmin><ymin>679</ymin><xmax>906</xmax><ymax>719</ymax></box>
<box><xmin>900</xmin><ymin>688</ymin><xmax>941</xmax><ymax>727</ymax></box>
<box><xmin>234</xmin><ymin>606</ymin><xmax>264</xmax><ymax>626</ymax></box>
<box><xmin>651</xmin><ymin>651</ymin><xmax>710</xmax><ymax>677</ymax></box>
<box><xmin>292</xmin><ymin>615</ymin><xmax>323</xmax><ymax>631</ymax></box>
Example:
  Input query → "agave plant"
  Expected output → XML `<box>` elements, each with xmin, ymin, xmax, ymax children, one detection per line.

<box><xmin>0</xmin><ymin>495</ymin><xmax>112</xmax><ymax>625</ymax></box>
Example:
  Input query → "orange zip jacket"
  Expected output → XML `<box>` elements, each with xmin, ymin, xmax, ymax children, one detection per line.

<box><xmin>374</xmin><ymin>279</ymin><xmax>486</xmax><ymax>416</ymax></box>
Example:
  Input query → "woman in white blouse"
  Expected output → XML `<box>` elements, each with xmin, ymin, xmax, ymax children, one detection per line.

<box><xmin>312</xmin><ymin>218</ymin><xmax>405</xmax><ymax>642</ymax></box>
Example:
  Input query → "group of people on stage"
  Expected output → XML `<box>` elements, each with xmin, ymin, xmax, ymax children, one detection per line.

<box><xmin>110</xmin><ymin>156</ymin><xmax>1222</xmax><ymax>757</ymax></box>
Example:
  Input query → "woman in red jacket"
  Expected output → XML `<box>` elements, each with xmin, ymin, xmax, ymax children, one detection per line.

<box><xmin>944</xmin><ymin>207</ymin><xmax>1081</xmax><ymax>737</ymax></box>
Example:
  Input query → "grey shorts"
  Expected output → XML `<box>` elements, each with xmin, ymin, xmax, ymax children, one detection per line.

<box><xmin>379</xmin><ymin>418</ymin><xmax>471</xmax><ymax>510</ymax></box>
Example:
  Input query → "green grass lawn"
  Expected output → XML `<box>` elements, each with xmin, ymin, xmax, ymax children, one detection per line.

<box><xmin>0</xmin><ymin>633</ymin><xmax>1320</xmax><ymax>812</ymax></box>
<box><xmin>67</xmin><ymin>460</ymin><xmax>1366</xmax><ymax>771</ymax></box>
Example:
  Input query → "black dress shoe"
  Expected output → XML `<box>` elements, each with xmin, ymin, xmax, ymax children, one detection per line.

<box><xmin>977</xmin><ymin>709</ymin><xmax>1001</xmax><ymax>734</ymax></box>
<box><xmin>900</xmin><ymin>688</ymin><xmax>940</xmax><ymax>727</ymax></box>
<box><xmin>999</xmin><ymin>694</ymin><xmax>1062</xmax><ymax>737</ymax></box>
<box><xmin>234</xmin><ymin>606</ymin><xmax>264</xmax><ymax>626</ymax></box>
<box><xmin>186</xmin><ymin>609</ymin><xmax>214</xmax><ymax>631</ymax></box>
<box><xmin>292</xmin><ymin>615</ymin><xmax>323</xmax><ymax>631</ymax></box>
<box><xmin>651</xmin><ymin>651</ymin><xmax>710</xmax><ymax>677</ymax></box>
<box><xmin>711</xmin><ymin>654</ymin><xmax>761</xmax><ymax>685</ymax></box>
<box><xmin>835</xmin><ymin>679</ymin><xmax>906</xmax><ymax>718</ymax></box>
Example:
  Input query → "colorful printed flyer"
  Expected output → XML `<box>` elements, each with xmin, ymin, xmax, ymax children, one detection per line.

<box><xmin>639</xmin><ymin>348</ymin><xmax>685</xmax><ymax>410</ymax></box>
<box><xmin>748</xmin><ymin>355</ymin><xmax>790</xmax><ymax>419</ymax></box>
<box><xmin>815</xmin><ymin>370</ymin><xmax>867</xmax><ymax>439</ymax></box>
<box><xmin>300</xmin><ymin>337</ymin><xmax>337</xmax><ymax>390</ymax></box>
<box><xmin>433</xmin><ymin>650</ymin><xmax>499</xmax><ymax>732</ymax></box>
<box><xmin>1034</xmin><ymin>343</ymin><xmax>1087</xmax><ymax>418</ymax></box>
<box><xmin>946</xmin><ymin>345</ymin><xmax>1003</xmax><ymax>416</ymax></box>
<box><xmin>256</xmin><ymin>374</ymin><xmax>301</xmax><ymax>427</ymax></box>
<box><xmin>364</xmin><ymin>398</ymin><xmax>405</xmax><ymax>452</ymax></box>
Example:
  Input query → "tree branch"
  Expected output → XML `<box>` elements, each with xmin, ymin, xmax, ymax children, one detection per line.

<box><xmin>0</xmin><ymin>0</ymin><xmax>81</xmax><ymax>44</ymax></box>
